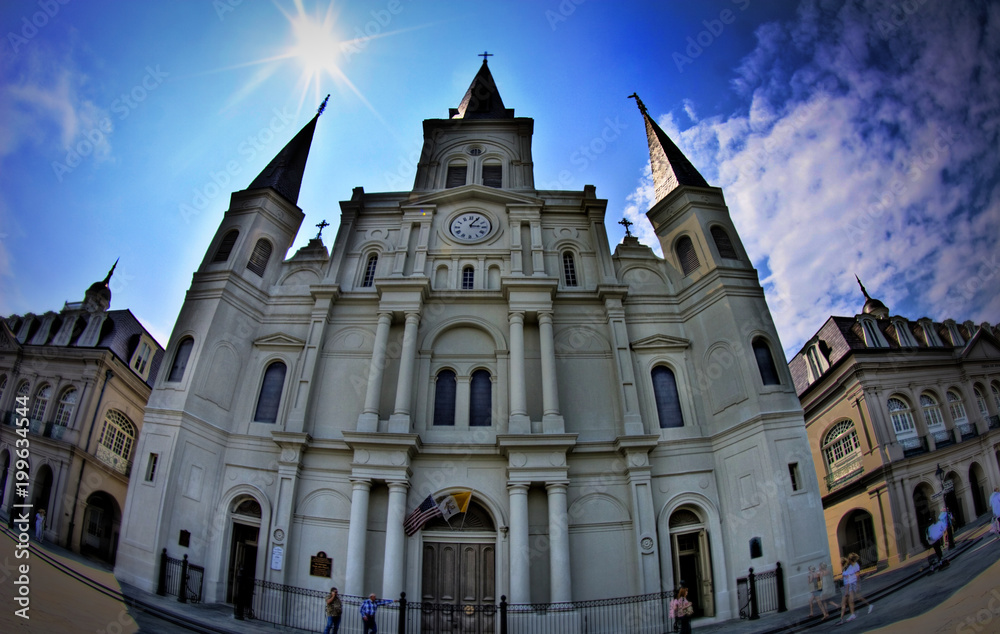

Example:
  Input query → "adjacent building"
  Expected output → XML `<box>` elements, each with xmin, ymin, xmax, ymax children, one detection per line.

<box><xmin>0</xmin><ymin>264</ymin><xmax>163</xmax><ymax>563</ymax></box>
<box><xmin>114</xmin><ymin>61</ymin><xmax>830</xmax><ymax>622</ymax></box>
<box><xmin>790</xmin><ymin>280</ymin><xmax>1000</xmax><ymax>569</ymax></box>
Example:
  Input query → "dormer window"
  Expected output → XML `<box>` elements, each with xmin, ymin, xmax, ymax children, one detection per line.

<box><xmin>859</xmin><ymin>317</ymin><xmax>887</xmax><ymax>348</ymax></box>
<box><xmin>805</xmin><ymin>341</ymin><xmax>830</xmax><ymax>382</ymax></box>
<box><xmin>133</xmin><ymin>341</ymin><xmax>152</xmax><ymax>375</ymax></box>
<box><xmin>892</xmin><ymin>319</ymin><xmax>918</xmax><ymax>346</ymax></box>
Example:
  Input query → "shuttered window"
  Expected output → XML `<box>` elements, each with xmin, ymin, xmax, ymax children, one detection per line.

<box><xmin>212</xmin><ymin>229</ymin><xmax>239</xmax><ymax>263</ymax></box>
<box><xmin>676</xmin><ymin>236</ymin><xmax>699</xmax><ymax>275</ymax></box>
<box><xmin>711</xmin><ymin>226</ymin><xmax>738</xmax><ymax>259</ymax></box>
<box><xmin>446</xmin><ymin>165</ymin><xmax>468</xmax><ymax>188</ymax></box>
<box><xmin>253</xmin><ymin>362</ymin><xmax>287</xmax><ymax>423</ymax></box>
<box><xmin>246</xmin><ymin>239</ymin><xmax>272</xmax><ymax>277</ymax></box>
<box><xmin>433</xmin><ymin>370</ymin><xmax>456</xmax><ymax>426</ymax></box>
<box><xmin>482</xmin><ymin>164</ymin><xmax>502</xmax><ymax>188</ymax></box>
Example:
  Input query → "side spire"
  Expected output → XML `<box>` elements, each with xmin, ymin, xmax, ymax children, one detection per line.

<box><xmin>628</xmin><ymin>92</ymin><xmax>709</xmax><ymax>202</ymax></box>
<box><xmin>246</xmin><ymin>97</ymin><xmax>326</xmax><ymax>205</ymax></box>
<box><xmin>855</xmin><ymin>274</ymin><xmax>870</xmax><ymax>300</ymax></box>
<box><xmin>450</xmin><ymin>56</ymin><xmax>513</xmax><ymax>119</ymax></box>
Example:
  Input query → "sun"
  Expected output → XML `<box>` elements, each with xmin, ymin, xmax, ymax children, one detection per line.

<box><xmin>280</xmin><ymin>1</ymin><xmax>348</xmax><ymax>109</ymax></box>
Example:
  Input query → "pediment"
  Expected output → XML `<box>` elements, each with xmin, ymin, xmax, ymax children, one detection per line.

<box><xmin>253</xmin><ymin>333</ymin><xmax>306</xmax><ymax>350</ymax></box>
<box><xmin>405</xmin><ymin>184</ymin><xmax>542</xmax><ymax>209</ymax></box>
<box><xmin>0</xmin><ymin>321</ymin><xmax>21</xmax><ymax>352</ymax></box>
<box><xmin>961</xmin><ymin>328</ymin><xmax>1000</xmax><ymax>361</ymax></box>
<box><xmin>630</xmin><ymin>334</ymin><xmax>691</xmax><ymax>351</ymax></box>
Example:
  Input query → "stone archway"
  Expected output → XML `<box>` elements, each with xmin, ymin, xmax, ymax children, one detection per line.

<box><xmin>838</xmin><ymin>509</ymin><xmax>878</xmax><ymax>568</ymax></box>
<box><xmin>912</xmin><ymin>482</ymin><xmax>935</xmax><ymax>546</ymax></box>
<box><xmin>81</xmin><ymin>491</ymin><xmax>120</xmax><ymax>563</ymax></box>
<box><xmin>944</xmin><ymin>472</ymin><xmax>965</xmax><ymax>527</ymax></box>
<box><xmin>668</xmin><ymin>507</ymin><xmax>715</xmax><ymax>618</ymax></box>
<box><xmin>969</xmin><ymin>463</ymin><xmax>988</xmax><ymax>517</ymax></box>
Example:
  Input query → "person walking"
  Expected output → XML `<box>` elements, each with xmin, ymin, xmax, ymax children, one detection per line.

<box><xmin>323</xmin><ymin>587</ymin><xmax>342</xmax><ymax>634</ymax></box>
<box><xmin>669</xmin><ymin>586</ymin><xmax>694</xmax><ymax>634</ymax></box>
<box><xmin>837</xmin><ymin>554</ymin><xmax>872</xmax><ymax>623</ymax></box>
<box><xmin>807</xmin><ymin>565</ymin><xmax>828</xmax><ymax>619</ymax></box>
<box><xmin>359</xmin><ymin>593</ymin><xmax>393</xmax><ymax>634</ymax></box>
<box><xmin>34</xmin><ymin>509</ymin><xmax>45</xmax><ymax>542</ymax></box>
<box><xmin>926</xmin><ymin>511</ymin><xmax>949</xmax><ymax>571</ymax></box>
<box><xmin>990</xmin><ymin>487</ymin><xmax>1000</xmax><ymax>536</ymax></box>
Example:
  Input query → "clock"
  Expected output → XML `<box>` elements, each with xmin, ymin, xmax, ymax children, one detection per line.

<box><xmin>449</xmin><ymin>212</ymin><xmax>492</xmax><ymax>242</ymax></box>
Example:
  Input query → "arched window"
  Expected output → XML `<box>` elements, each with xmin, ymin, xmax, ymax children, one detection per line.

<box><xmin>651</xmin><ymin>365</ymin><xmax>684</xmax><ymax>428</ymax></box>
<box><xmin>98</xmin><ymin>410</ymin><xmax>136</xmax><ymax>474</ymax></box>
<box><xmin>947</xmin><ymin>390</ymin><xmax>967</xmax><ymax>424</ymax></box>
<box><xmin>920</xmin><ymin>393</ymin><xmax>944</xmax><ymax>428</ymax></box>
<box><xmin>562</xmin><ymin>252</ymin><xmax>578</xmax><ymax>287</ymax></box>
<box><xmin>433</xmin><ymin>370</ymin><xmax>457</xmax><ymax>426</ymax></box>
<box><xmin>253</xmin><ymin>361</ymin><xmax>287</xmax><ymax>423</ymax></box>
<box><xmin>992</xmin><ymin>384</ymin><xmax>1000</xmax><ymax>410</ymax></box>
<box><xmin>482</xmin><ymin>161</ymin><xmax>502</xmax><ymax>188</ymax></box>
<box><xmin>711</xmin><ymin>226</ymin><xmax>738</xmax><ymax>259</ymax></box>
<box><xmin>246</xmin><ymin>238</ymin><xmax>272</xmax><ymax>277</ymax></box>
<box><xmin>822</xmin><ymin>419</ymin><xmax>861</xmax><ymax>471</ymax></box>
<box><xmin>446</xmin><ymin>162</ymin><xmax>467</xmax><ymax>188</ymax></box>
<box><xmin>675</xmin><ymin>236</ymin><xmax>699</xmax><ymax>276</ymax></box>
<box><xmin>0</xmin><ymin>375</ymin><xmax>6</xmax><ymax>407</ymax></box>
<box><xmin>16</xmin><ymin>381</ymin><xmax>30</xmax><ymax>400</ymax></box>
<box><xmin>30</xmin><ymin>385</ymin><xmax>51</xmax><ymax>420</ymax></box>
<box><xmin>861</xmin><ymin>319</ymin><xmax>884</xmax><ymax>347</ymax></box>
<box><xmin>887</xmin><ymin>397</ymin><xmax>916</xmax><ymax>436</ymax></box>
<box><xmin>53</xmin><ymin>388</ymin><xmax>78</xmax><ymax>427</ymax></box>
<box><xmin>752</xmin><ymin>337</ymin><xmax>780</xmax><ymax>385</ymax></box>
<box><xmin>974</xmin><ymin>387</ymin><xmax>989</xmax><ymax>418</ymax></box>
<box><xmin>469</xmin><ymin>370</ymin><xmax>492</xmax><ymax>427</ymax></box>
<box><xmin>212</xmin><ymin>229</ymin><xmax>239</xmax><ymax>263</ymax></box>
<box><xmin>461</xmin><ymin>266</ymin><xmax>475</xmax><ymax>290</ymax></box>
<box><xmin>362</xmin><ymin>254</ymin><xmax>378</xmax><ymax>287</ymax></box>
<box><xmin>167</xmin><ymin>337</ymin><xmax>194</xmax><ymax>382</ymax></box>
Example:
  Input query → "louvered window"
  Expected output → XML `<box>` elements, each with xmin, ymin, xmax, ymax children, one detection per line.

<box><xmin>469</xmin><ymin>370</ymin><xmax>492</xmax><ymax>426</ymax></box>
<box><xmin>651</xmin><ymin>366</ymin><xmax>684</xmax><ymax>428</ymax></box>
<box><xmin>482</xmin><ymin>164</ymin><xmax>502</xmax><ymax>188</ymax></box>
<box><xmin>676</xmin><ymin>236</ymin><xmax>700</xmax><ymax>275</ymax></box>
<box><xmin>752</xmin><ymin>337</ymin><xmax>780</xmax><ymax>385</ymax></box>
<box><xmin>562</xmin><ymin>252</ymin><xmax>578</xmax><ymax>287</ymax></box>
<box><xmin>167</xmin><ymin>337</ymin><xmax>194</xmax><ymax>382</ymax></box>
<box><xmin>254</xmin><ymin>362</ymin><xmax>287</xmax><ymax>423</ymax></box>
<box><xmin>711</xmin><ymin>226</ymin><xmax>738</xmax><ymax>259</ymax></box>
<box><xmin>433</xmin><ymin>370</ymin><xmax>456</xmax><ymax>426</ymax></box>
<box><xmin>462</xmin><ymin>266</ymin><xmax>475</xmax><ymax>290</ymax></box>
<box><xmin>212</xmin><ymin>229</ymin><xmax>239</xmax><ymax>263</ymax></box>
<box><xmin>446</xmin><ymin>165</ymin><xmax>468</xmax><ymax>188</ymax></box>
<box><xmin>362</xmin><ymin>254</ymin><xmax>378</xmax><ymax>287</ymax></box>
<box><xmin>246</xmin><ymin>239</ymin><xmax>272</xmax><ymax>277</ymax></box>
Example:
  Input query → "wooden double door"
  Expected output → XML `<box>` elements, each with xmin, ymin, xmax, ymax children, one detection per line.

<box><xmin>421</xmin><ymin>541</ymin><xmax>495</xmax><ymax>633</ymax></box>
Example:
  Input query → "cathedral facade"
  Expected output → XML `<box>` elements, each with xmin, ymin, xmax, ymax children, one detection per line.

<box><xmin>115</xmin><ymin>62</ymin><xmax>829</xmax><ymax>621</ymax></box>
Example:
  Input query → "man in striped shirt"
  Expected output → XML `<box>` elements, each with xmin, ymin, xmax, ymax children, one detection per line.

<box><xmin>360</xmin><ymin>593</ymin><xmax>394</xmax><ymax>634</ymax></box>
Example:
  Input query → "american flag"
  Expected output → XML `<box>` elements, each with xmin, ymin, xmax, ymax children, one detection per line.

<box><xmin>403</xmin><ymin>494</ymin><xmax>442</xmax><ymax>536</ymax></box>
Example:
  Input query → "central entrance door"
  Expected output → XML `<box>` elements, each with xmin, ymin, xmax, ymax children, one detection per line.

<box><xmin>669</xmin><ymin>508</ymin><xmax>715</xmax><ymax>617</ymax></box>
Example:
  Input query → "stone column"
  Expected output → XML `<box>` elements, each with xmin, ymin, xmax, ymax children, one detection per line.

<box><xmin>389</xmin><ymin>312</ymin><xmax>420</xmax><ymax>433</ymax></box>
<box><xmin>898</xmin><ymin>478</ymin><xmax>919</xmax><ymax>556</ymax></box>
<box><xmin>345</xmin><ymin>479</ymin><xmax>372</xmax><ymax>595</ymax></box>
<box><xmin>359</xmin><ymin>312</ymin><xmax>392</xmax><ymax>432</ymax></box>
<box><xmin>538</xmin><ymin>312</ymin><xmax>563</xmax><ymax>433</ymax></box>
<box><xmin>382</xmin><ymin>481</ymin><xmax>408</xmax><ymax>597</ymax></box>
<box><xmin>507</xmin><ymin>483</ymin><xmax>530</xmax><ymax>603</ymax></box>
<box><xmin>546</xmin><ymin>481</ymin><xmax>572</xmax><ymax>603</ymax></box>
<box><xmin>508</xmin><ymin>312</ymin><xmax>529</xmax><ymax>433</ymax></box>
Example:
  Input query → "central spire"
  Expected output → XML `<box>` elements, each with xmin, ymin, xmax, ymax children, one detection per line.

<box><xmin>450</xmin><ymin>56</ymin><xmax>514</xmax><ymax>119</ymax></box>
<box><xmin>629</xmin><ymin>92</ymin><xmax>709</xmax><ymax>202</ymax></box>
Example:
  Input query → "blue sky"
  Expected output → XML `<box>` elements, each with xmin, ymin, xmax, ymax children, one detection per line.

<box><xmin>2</xmin><ymin>1</ymin><xmax>997</xmax><ymax>359</ymax></box>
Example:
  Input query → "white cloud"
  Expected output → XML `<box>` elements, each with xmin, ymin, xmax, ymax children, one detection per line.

<box><xmin>626</xmin><ymin>0</ymin><xmax>1000</xmax><ymax>359</ymax></box>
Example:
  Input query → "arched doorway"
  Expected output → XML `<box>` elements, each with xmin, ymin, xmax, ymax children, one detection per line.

<box><xmin>421</xmin><ymin>500</ymin><xmax>496</xmax><ymax>633</ymax></box>
<box><xmin>32</xmin><ymin>464</ymin><xmax>53</xmax><ymax>538</ymax></box>
<box><xmin>669</xmin><ymin>507</ymin><xmax>714</xmax><ymax>617</ymax></box>
<box><xmin>839</xmin><ymin>510</ymin><xmax>877</xmax><ymax>568</ymax></box>
<box><xmin>81</xmin><ymin>491</ymin><xmax>119</xmax><ymax>563</ymax></box>
<box><xmin>226</xmin><ymin>497</ymin><xmax>261</xmax><ymax>603</ymax></box>
<box><xmin>969</xmin><ymin>463</ymin><xmax>988</xmax><ymax>517</ymax></box>
<box><xmin>912</xmin><ymin>483</ymin><xmax>934</xmax><ymax>546</ymax></box>
<box><xmin>944</xmin><ymin>472</ymin><xmax>965</xmax><ymax>527</ymax></box>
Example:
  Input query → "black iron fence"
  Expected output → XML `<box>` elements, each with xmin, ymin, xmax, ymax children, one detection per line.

<box><xmin>737</xmin><ymin>561</ymin><xmax>787</xmax><ymax>620</ymax></box>
<box><xmin>156</xmin><ymin>549</ymin><xmax>204</xmax><ymax>603</ymax></box>
<box><xmin>228</xmin><ymin>582</ymin><xmax>676</xmax><ymax>633</ymax></box>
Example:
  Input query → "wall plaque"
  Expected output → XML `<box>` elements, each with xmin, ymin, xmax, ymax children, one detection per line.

<box><xmin>310</xmin><ymin>551</ymin><xmax>332</xmax><ymax>577</ymax></box>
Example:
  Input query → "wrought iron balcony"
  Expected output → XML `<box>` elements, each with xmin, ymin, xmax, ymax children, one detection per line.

<box><xmin>931</xmin><ymin>428</ymin><xmax>954</xmax><ymax>448</ymax></box>
<box><xmin>96</xmin><ymin>444</ymin><xmax>131</xmax><ymax>476</ymax></box>
<box><xmin>956</xmin><ymin>422</ymin><xmax>977</xmax><ymax>441</ymax></box>
<box><xmin>989</xmin><ymin>415</ymin><xmax>1000</xmax><ymax>430</ymax></box>
<box><xmin>825</xmin><ymin>453</ymin><xmax>863</xmax><ymax>491</ymax></box>
<box><xmin>900</xmin><ymin>435</ymin><xmax>927</xmax><ymax>457</ymax></box>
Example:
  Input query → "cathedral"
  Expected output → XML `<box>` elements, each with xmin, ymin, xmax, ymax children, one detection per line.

<box><xmin>115</xmin><ymin>60</ymin><xmax>829</xmax><ymax>623</ymax></box>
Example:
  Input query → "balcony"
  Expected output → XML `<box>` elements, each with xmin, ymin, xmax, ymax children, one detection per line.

<box><xmin>826</xmin><ymin>453</ymin><xmax>864</xmax><ymax>491</ymax></box>
<box><xmin>931</xmin><ymin>428</ymin><xmax>954</xmax><ymax>449</ymax></box>
<box><xmin>96</xmin><ymin>444</ymin><xmax>131</xmax><ymax>476</ymax></box>
<box><xmin>989</xmin><ymin>415</ymin><xmax>1000</xmax><ymax>430</ymax></box>
<box><xmin>900</xmin><ymin>435</ymin><xmax>927</xmax><ymax>457</ymax></box>
<box><xmin>956</xmin><ymin>422</ymin><xmax>977</xmax><ymax>441</ymax></box>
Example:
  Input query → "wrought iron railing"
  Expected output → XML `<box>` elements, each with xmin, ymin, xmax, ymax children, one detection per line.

<box><xmin>988</xmin><ymin>415</ymin><xmax>1000</xmax><ymax>430</ymax></box>
<box><xmin>825</xmin><ymin>454</ymin><xmax>863</xmax><ymax>491</ymax></box>
<box><xmin>956</xmin><ymin>422</ymin><xmax>977</xmax><ymax>440</ymax></box>
<box><xmin>157</xmin><ymin>550</ymin><xmax>204</xmax><ymax>603</ymax></box>
<box><xmin>900</xmin><ymin>435</ymin><xmax>927</xmax><ymax>457</ymax></box>
<box><xmin>931</xmin><ymin>429</ymin><xmax>954</xmax><ymax>448</ymax></box>
<box><xmin>95</xmin><ymin>444</ymin><xmax>131</xmax><ymax>476</ymax></box>
<box><xmin>737</xmin><ymin>562</ymin><xmax>787</xmax><ymax>620</ymax></box>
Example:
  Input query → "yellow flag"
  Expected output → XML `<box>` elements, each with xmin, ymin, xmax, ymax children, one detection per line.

<box><xmin>437</xmin><ymin>490</ymin><xmax>472</xmax><ymax>520</ymax></box>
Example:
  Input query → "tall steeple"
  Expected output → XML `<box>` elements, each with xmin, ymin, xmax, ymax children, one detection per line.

<box><xmin>628</xmin><ymin>93</ymin><xmax>709</xmax><ymax>203</ymax></box>
<box><xmin>450</xmin><ymin>55</ymin><xmax>514</xmax><ymax>119</ymax></box>
<box><xmin>245</xmin><ymin>95</ymin><xmax>328</xmax><ymax>205</ymax></box>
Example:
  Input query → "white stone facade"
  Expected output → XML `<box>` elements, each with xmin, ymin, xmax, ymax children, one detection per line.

<box><xmin>115</xmin><ymin>63</ymin><xmax>829</xmax><ymax>622</ymax></box>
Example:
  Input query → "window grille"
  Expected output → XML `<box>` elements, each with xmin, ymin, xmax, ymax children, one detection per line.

<box><xmin>212</xmin><ymin>229</ymin><xmax>239</xmax><ymax>263</ymax></box>
<box><xmin>711</xmin><ymin>226</ymin><xmax>738</xmax><ymax>259</ymax></box>
<box><xmin>446</xmin><ymin>165</ymin><xmax>467</xmax><ymax>188</ymax></box>
<box><xmin>563</xmin><ymin>252</ymin><xmax>578</xmax><ymax>287</ymax></box>
<box><xmin>246</xmin><ymin>239</ymin><xmax>272</xmax><ymax>277</ymax></box>
<box><xmin>482</xmin><ymin>164</ymin><xmax>502</xmax><ymax>188</ymax></box>
<box><xmin>676</xmin><ymin>236</ymin><xmax>700</xmax><ymax>275</ymax></box>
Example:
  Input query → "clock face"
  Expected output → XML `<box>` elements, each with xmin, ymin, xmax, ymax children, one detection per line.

<box><xmin>450</xmin><ymin>213</ymin><xmax>492</xmax><ymax>242</ymax></box>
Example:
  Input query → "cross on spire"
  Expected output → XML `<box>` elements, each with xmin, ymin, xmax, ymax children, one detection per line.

<box><xmin>317</xmin><ymin>94</ymin><xmax>330</xmax><ymax>116</ymax></box>
<box><xmin>478</xmin><ymin>50</ymin><xmax>493</xmax><ymax>62</ymax></box>
<box><xmin>315</xmin><ymin>219</ymin><xmax>330</xmax><ymax>240</ymax></box>
<box><xmin>618</xmin><ymin>218</ymin><xmax>634</xmax><ymax>237</ymax></box>
<box><xmin>855</xmin><ymin>274</ymin><xmax>871</xmax><ymax>300</ymax></box>
<box><xmin>627</xmin><ymin>92</ymin><xmax>648</xmax><ymax>116</ymax></box>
